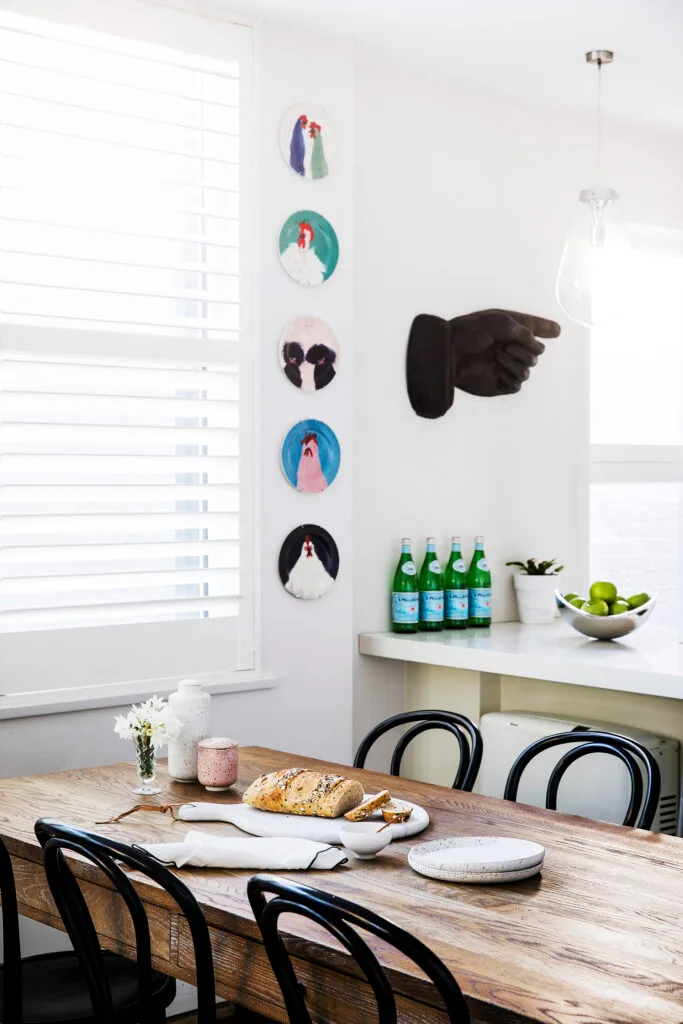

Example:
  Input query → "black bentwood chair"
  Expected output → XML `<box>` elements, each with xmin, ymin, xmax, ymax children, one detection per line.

<box><xmin>503</xmin><ymin>730</ymin><xmax>661</xmax><ymax>830</ymax></box>
<box><xmin>353</xmin><ymin>710</ymin><xmax>483</xmax><ymax>792</ymax></box>
<box><xmin>31</xmin><ymin>820</ymin><xmax>217</xmax><ymax>1024</ymax></box>
<box><xmin>247</xmin><ymin>875</ymin><xmax>470</xmax><ymax>1024</ymax></box>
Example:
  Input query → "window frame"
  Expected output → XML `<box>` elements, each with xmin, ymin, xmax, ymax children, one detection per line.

<box><xmin>0</xmin><ymin>0</ymin><xmax>260</xmax><ymax>711</ymax></box>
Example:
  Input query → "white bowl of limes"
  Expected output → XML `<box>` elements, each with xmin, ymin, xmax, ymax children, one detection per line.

<box><xmin>555</xmin><ymin>583</ymin><xmax>657</xmax><ymax>641</ymax></box>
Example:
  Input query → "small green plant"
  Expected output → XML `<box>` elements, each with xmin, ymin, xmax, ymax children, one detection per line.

<box><xmin>506</xmin><ymin>558</ymin><xmax>564</xmax><ymax>576</ymax></box>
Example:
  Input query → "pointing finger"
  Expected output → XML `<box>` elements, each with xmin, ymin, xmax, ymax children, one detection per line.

<box><xmin>484</xmin><ymin>309</ymin><xmax>561</xmax><ymax>339</ymax></box>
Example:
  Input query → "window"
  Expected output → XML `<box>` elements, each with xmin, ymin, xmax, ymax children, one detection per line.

<box><xmin>0</xmin><ymin>0</ymin><xmax>255</xmax><ymax>705</ymax></box>
<box><xmin>590</xmin><ymin>232</ymin><xmax>683</xmax><ymax>628</ymax></box>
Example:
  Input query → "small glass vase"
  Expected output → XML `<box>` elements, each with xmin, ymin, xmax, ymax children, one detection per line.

<box><xmin>133</xmin><ymin>735</ymin><xmax>161</xmax><ymax>795</ymax></box>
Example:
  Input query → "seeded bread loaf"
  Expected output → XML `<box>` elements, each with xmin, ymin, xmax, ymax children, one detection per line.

<box><xmin>243</xmin><ymin>768</ymin><xmax>364</xmax><ymax>818</ymax></box>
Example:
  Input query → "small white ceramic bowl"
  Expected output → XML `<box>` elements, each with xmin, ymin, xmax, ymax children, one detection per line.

<box><xmin>338</xmin><ymin>821</ymin><xmax>392</xmax><ymax>859</ymax></box>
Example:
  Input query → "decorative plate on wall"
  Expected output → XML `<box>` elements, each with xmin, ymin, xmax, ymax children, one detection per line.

<box><xmin>279</xmin><ymin>316</ymin><xmax>339</xmax><ymax>392</ymax></box>
<box><xmin>278</xmin><ymin>210</ymin><xmax>339</xmax><ymax>287</ymax></box>
<box><xmin>278</xmin><ymin>524</ymin><xmax>339</xmax><ymax>600</ymax></box>
<box><xmin>280</xmin><ymin>104</ymin><xmax>332</xmax><ymax>180</ymax></box>
<box><xmin>281</xmin><ymin>419</ymin><xmax>341</xmax><ymax>494</ymax></box>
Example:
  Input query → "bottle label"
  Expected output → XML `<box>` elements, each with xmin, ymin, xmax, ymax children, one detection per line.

<box><xmin>452</xmin><ymin>558</ymin><xmax>466</xmax><ymax>573</ymax></box>
<box><xmin>470</xmin><ymin>588</ymin><xmax>492</xmax><ymax>618</ymax></box>
<box><xmin>420</xmin><ymin>591</ymin><xmax>444</xmax><ymax>622</ymax></box>
<box><xmin>478</xmin><ymin>558</ymin><xmax>489</xmax><ymax>571</ymax></box>
<box><xmin>445</xmin><ymin>588</ymin><xmax>468</xmax><ymax>620</ymax></box>
<box><xmin>429</xmin><ymin>560</ymin><xmax>442</xmax><ymax>574</ymax></box>
<box><xmin>392</xmin><ymin>592</ymin><xmax>419</xmax><ymax>624</ymax></box>
<box><xmin>401</xmin><ymin>561</ymin><xmax>417</xmax><ymax>576</ymax></box>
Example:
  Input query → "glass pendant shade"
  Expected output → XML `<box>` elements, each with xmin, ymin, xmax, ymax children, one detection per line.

<box><xmin>556</xmin><ymin>187</ymin><xmax>630</xmax><ymax>328</ymax></box>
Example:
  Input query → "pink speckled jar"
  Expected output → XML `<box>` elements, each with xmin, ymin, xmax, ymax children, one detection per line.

<box><xmin>197</xmin><ymin>737</ymin><xmax>239</xmax><ymax>792</ymax></box>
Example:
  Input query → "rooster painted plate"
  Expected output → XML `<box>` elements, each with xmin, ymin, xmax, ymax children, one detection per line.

<box><xmin>279</xmin><ymin>525</ymin><xmax>339</xmax><ymax>600</ymax></box>
<box><xmin>281</xmin><ymin>419</ymin><xmax>341</xmax><ymax>494</ymax></box>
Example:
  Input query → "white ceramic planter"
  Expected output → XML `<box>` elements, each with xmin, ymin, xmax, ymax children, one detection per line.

<box><xmin>513</xmin><ymin>573</ymin><xmax>562</xmax><ymax>624</ymax></box>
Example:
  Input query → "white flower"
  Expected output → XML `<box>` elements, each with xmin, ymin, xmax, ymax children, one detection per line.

<box><xmin>113</xmin><ymin>695</ymin><xmax>181</xmax><ymax>750</ymax></box>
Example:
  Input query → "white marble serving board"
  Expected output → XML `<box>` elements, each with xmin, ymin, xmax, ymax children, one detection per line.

<box><xmin>177</xmin><ymin>796</ymin><xmax>429</xmax><ymax>844</ymax></box>
<box><xmin>408</xmin><ymin>836</ymin><xmax>545</xmax><ymax>883</ymax></box>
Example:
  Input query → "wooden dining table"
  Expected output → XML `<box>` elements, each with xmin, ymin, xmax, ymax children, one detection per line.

<box><xmin>1</xmin><ymin>746</ymin><xmax>682</xmax><ymax>1024</ymax></box>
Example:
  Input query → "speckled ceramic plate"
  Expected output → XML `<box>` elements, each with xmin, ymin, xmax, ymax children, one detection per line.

<box><xmin>408</xmin><ymin>836</ymin><xmax>545</xmax><ymax>883</ymax></box>
<box><xmin>409</xmin><ymin>860</ymin><xmax>543</xmax><ymax>885</ymax></box>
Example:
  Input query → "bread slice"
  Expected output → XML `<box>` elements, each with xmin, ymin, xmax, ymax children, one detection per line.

<box><xmin>381</xmin><ymin>799</ymin><xmax>413</xmax><ymax>824</ymax></box>
<box><xmin>243</xmin><ymin>768</ymin><xmax>364</xmax><ymax>818</ymax></box>
<box><xmin>344</xmin><ymin>789</ymin><xmax>392</xmax><ymax>821</ymax></box>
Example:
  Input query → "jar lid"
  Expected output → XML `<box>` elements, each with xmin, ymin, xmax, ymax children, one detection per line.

<box><xmin>198</xmin><ymin>736</ymin><xmax>238</xmax><ymax>749</ymax></box>
<box><xmin>178</xmin><ymin>678</ymin><xmax>202</xmax><ymax>689</ymax></box>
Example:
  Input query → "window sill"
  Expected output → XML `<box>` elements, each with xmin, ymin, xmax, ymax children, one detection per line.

<box><xmin>0</xmin><ymin>671</ymin><xmax>277</xmax><ymax>721</ymax></box>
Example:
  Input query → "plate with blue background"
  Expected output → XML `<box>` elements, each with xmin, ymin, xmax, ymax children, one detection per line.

<box><xmin>281</xmin><ymin>419</ymin><xmax>341</xmax><ymax>494</ymax></box>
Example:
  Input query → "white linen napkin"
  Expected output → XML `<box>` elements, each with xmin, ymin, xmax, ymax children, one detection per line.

<box><xmin>140</xmin><ymin>830</ymin><xmax>347</xmax><ymax>870</ymax></box>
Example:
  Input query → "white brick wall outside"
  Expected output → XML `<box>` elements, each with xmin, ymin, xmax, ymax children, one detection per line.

<box><xmin>590</xmin><ymin>483</ymin><xmax>680</xmax><ymax>628</ymax></box>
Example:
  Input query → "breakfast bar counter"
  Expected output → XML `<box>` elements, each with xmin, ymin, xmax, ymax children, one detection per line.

<box><xmin>359</xmin><ymin>623</ymin><xmax>683</xmax><ymax>700</ymax></box>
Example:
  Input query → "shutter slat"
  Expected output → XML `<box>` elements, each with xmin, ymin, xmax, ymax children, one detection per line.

<box><xmin>0</xmin><ymin>55</ymin><xmax>239</xmax><ymax>107</ymax></box>
<box><xmin>1</xmin><ymin>596</ymin><xmax>239</xmax><ymax>633</ymax></box>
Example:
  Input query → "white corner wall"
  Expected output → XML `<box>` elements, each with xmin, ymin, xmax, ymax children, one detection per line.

<box><xmin>351</xmin><ymin>57</ymin><xmax>683</xmax><ymax>746</ymax></box>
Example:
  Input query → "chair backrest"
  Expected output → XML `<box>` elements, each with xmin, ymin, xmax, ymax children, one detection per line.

<box><xmin>247</xmin><ymin>875</ymin><xmax>470</xmax><ymax>1024</ymax></box>
<box><xmin>0</xmin><ymin>837</ymin><xmax>23</xmax><ymax>1024</ymax></box>
<box><xmin>34</xmin><ymin>820</ymin><xmax>216</xmax><ymax>1024</ymax></box>
<box><xmin>353</xmin><ymin>710</ymin><xmax>482</xmax><ymax>792</ymax></box>
<box><xmin>503</xmin><ymin>730</ymin><xmax>661</xmax><ymax>830</ymax></box>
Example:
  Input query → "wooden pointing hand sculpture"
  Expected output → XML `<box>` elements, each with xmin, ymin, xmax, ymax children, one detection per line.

<box><xmin>406</xmin><ymin>309</ymin><xmax>561</xmax><ymax>418</ymax></box>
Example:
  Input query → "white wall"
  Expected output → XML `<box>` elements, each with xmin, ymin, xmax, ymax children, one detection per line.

<box><xmin>352</xmin><ymin>58</ymin><xmax>589</xmax><ymax>746</ymax></box>
<box><xmin>351</xmin><ymin>58</ymin><xmax>683</xmax><ymax>747</ymax></box>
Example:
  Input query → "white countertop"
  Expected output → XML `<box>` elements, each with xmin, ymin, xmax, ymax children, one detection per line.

<box><xmin>358</xmin><ymin>623</ymin><xmax>683</xmax><ymax>700</ymax></box>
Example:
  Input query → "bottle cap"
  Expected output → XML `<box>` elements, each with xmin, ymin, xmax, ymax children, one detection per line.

<box><xmin>426</xmin><ymin>536</ymin><xmax>435</xmax><ymax>543</ymax></box>
<box><xmin>475</xmin><ymin>535</ymin><xmax>484</xmax><ymax>542</ymax></box>
<box><xmin>401</xmin><ymin>537</ymin><xmax>411</xmax><ymax>545</ymax></box>
<box><xmin>451</xmin><ymin>535</ymin><xmax>460</xmax><ymax>543</ymax></box>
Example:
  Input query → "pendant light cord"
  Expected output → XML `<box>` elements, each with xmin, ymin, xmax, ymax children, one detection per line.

<box><xmin>595</xmin><ymin>57</ymin><xmax>603</xmax><ymax>187</ymax></box>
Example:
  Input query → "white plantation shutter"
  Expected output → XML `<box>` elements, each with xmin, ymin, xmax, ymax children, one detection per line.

<box><xmin>0</xmin><ymin>1</ymin><xmax>255</xmax><ymax>700</ymax></box>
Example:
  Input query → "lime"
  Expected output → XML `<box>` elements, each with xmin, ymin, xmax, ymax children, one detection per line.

<box><xmin>564</xmin><ymin>592</ymin><xmax>579</xmax><ymax>602</ymax></box>
<box><xmin>609</xmin><ymin>600</ymin><xmax>630</xmax><ymax>616</ymax></box>
<box><xmin>569</xmin><ymin>597</ymin><xmax>585</xmax><ymax>609</ymax></box>
<box><xmin>581</xmin><ymin>599</ymin><xmax>610</xmax><ymax>617</ymax></box>
<box><xmin>590</xmin><ymin>581</ymin><xmax>617</xmax><ymax>604</ymax></box>
<box><xmin>627</xmin><ymin>592</ymin><xmax>650</xmax><ymax>609</ymax></box>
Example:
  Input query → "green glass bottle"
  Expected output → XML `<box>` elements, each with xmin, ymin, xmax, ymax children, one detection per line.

<box><xmin>444</xmin><ymin>536</ymin><xmax>468</xmax><ymax>629</ymax></box>
<box><xmin>418</xmin><ymin>537</ymin><xmax>444</xmax><ymax>631</ymax></box>
<box><xmin>467</xmin><ymin>535</ymin><xmax>492</xmax><ymax>627</ymax></box>
<box><xmin>391</xmin><ymin>538</ymin><xmax>419</xmax><ymax>633</ymax></box>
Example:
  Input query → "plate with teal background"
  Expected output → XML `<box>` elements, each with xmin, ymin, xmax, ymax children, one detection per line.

<box><xmin>281</xmin><ymin>419</ymin><xmax>341</xmax><ymax>493</ymax></box>
<box><xmin>278</xmin><ymin>210</ymin><xmax>339</xmax><ymax>287</ymax></box>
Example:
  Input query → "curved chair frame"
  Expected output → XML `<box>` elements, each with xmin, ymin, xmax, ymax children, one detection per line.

<box><xmin>503</xmin><ymin>730</ymin><xmax>661</xmax><ymax>830</ymax></box>
<box><xmin>247</xmin><ymin>875</ymin><xmax>470</xmax><ymax>1024</ymax></box>
<box><xmin>34</xmin><ymin>819</ymin><xmax>216</xmax><ymax>1024</ymax></box>
<box><xmin>0</xmin><ymin>836</ymin><xmax>23</xmax><ymax>1024</ymax></box>
<box><xmin>353</xmin><ymin>710</ymin><xmax>483</xmax><ymax>792</ymax></box>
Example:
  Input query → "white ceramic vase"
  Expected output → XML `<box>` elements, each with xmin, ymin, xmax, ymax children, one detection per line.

<box><xmin>513</xmin><ymin>574</ymin><xmax>562</xmax><ymax>625</ymax></box>
<box><xmin>167</xmin><ymin>679</ymin><xmax>212</xmax><ymax>782</ymax></box>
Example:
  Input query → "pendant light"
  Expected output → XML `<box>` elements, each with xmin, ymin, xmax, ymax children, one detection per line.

<box><xmin>556</xmin><ymin>50</ymin><xmax>630</xmax><ymax>328</ymax></box>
